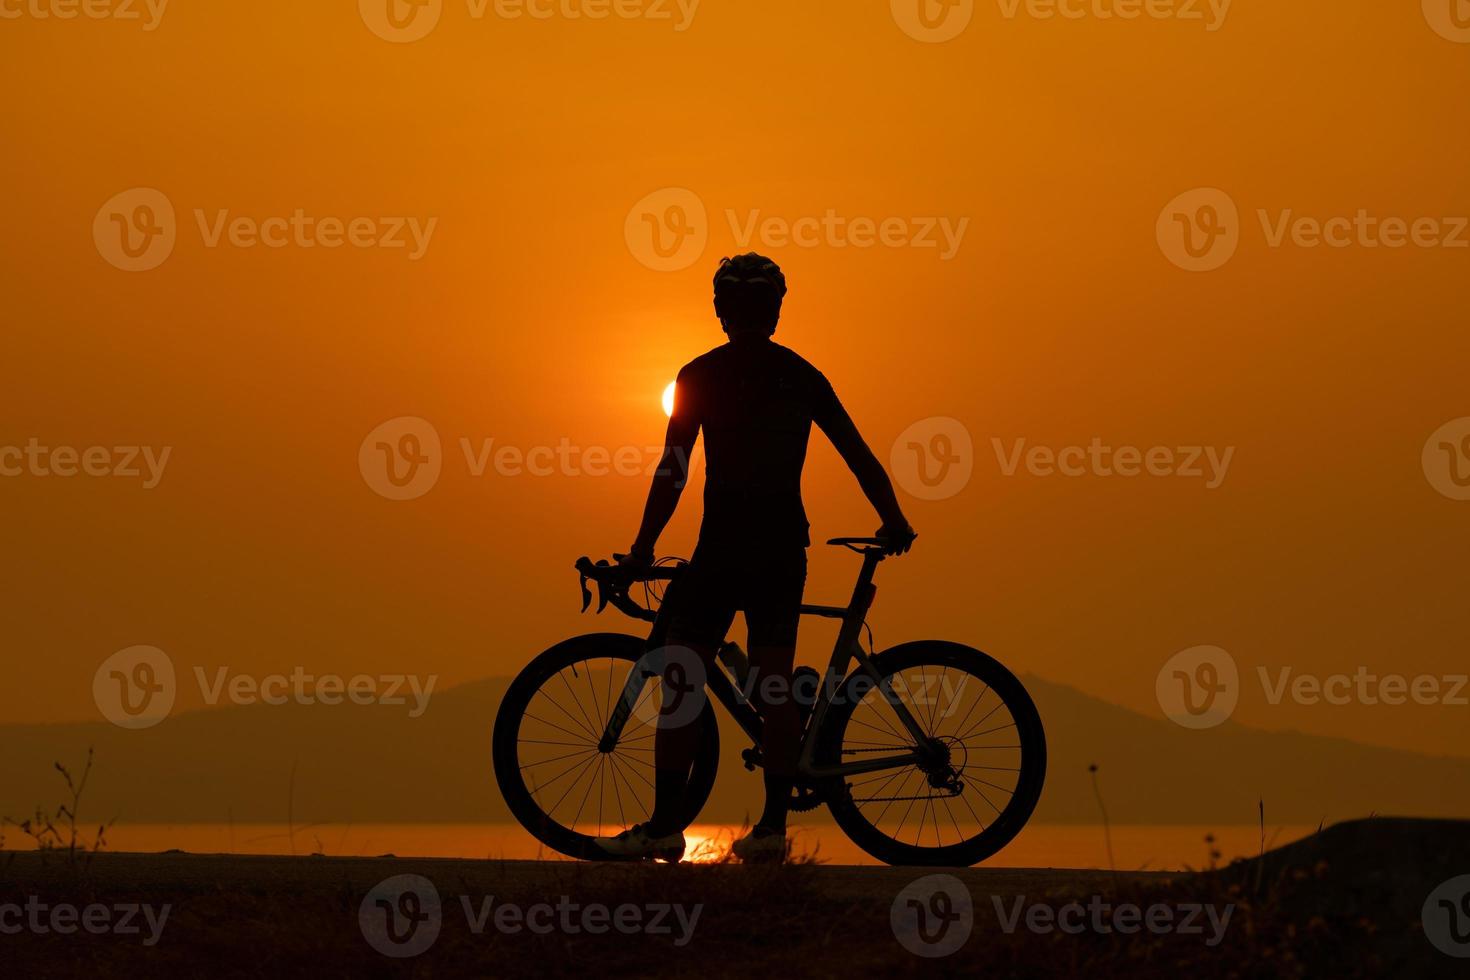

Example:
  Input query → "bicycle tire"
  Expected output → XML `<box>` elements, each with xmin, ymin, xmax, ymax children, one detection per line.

<box><xmin>816</xmin><ymin>640</ymin><xmax>1046</xmax><ymax>866</ymax></box>
<box><xmin>492</xmin><ymin>633</ymin><xmax>721</xmax><ymax>860</ymax></box>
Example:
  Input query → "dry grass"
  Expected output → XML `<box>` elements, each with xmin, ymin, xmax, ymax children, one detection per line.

<box><xmin>2</xmin><ymin>817</ymin><xmax>1454</xmax><ymax>980</ymax></box>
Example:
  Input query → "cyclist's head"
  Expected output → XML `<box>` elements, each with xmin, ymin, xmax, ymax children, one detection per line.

<box><xmin>713</xmin><ymin>253</ymin><xmax>787</xmax><ymax>337</ymax></box>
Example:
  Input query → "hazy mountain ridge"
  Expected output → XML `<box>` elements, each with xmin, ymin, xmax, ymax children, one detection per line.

<box><xmin>2</xmin><ymin>674</ymin><xmax>1466</xmax><ymax>829</ymax></box>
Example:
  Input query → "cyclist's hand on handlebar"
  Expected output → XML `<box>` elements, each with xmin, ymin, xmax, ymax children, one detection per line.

<box><xmin>616</xmin><ymin>548</ymin><xmax>653</xmax><ymax>573</ymax></box>
<box><xmin>875</xmin><ymin>522</ymin><xmax>917</xmax><ymax>555</ymax></box>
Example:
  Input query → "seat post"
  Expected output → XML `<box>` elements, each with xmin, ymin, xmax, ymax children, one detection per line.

<box><xmin>855</xmin><ymin>549</ymin><xmax>882</xmax><ymax>590</ymax></box>
<box><xmin>840</xmin><ymin>550</ymin><xmax>882</xmax><ymax>636</ymax></box>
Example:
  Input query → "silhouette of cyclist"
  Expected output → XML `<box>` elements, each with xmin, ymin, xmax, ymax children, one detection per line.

<box><xmin>596</xmin><ymin>253</ymin><xmax>916</xmax><ymax>862</ymax></box>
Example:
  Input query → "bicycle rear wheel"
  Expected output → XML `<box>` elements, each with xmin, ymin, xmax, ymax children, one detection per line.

<box><xmin>816</xmin><ymin>641</ymin><xmax>1046</xmax><ymax>866</ymax></box>
<box><xmin>492</xmin><ymin>633</ymin><xmax>720</xmax><ymax>860</ymax></box>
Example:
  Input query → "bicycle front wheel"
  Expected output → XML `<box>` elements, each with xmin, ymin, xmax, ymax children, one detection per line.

<box><xmin>816</xmin><ymin>641</ymin><xmax>1046</xmax><ymax>866</ymax></box>
<box><xmin>491</xmin><ymin>633</ymin><xmax>720</xmax><ymax>860</ymax></box>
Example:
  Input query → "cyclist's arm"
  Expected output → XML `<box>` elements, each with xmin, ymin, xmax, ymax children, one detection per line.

<box><xmin>629</xmin><ymin>397</ymin><xmax>698</xmax><ymax>560</ymax></box>
<box><xmin>817</xmin><ymin>399</ymin><xmax>910</xmax><ymax>533</ymax></box>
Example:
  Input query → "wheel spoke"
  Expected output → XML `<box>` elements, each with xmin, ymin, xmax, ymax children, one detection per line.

<box><xmin>583</xmin><ymin>661</ymin><xmax>606</xmax><ymax>732</ymax></box>
<box><xmin>529</xmin><ymin>748</ymin><xmax>600</xmax><ymax>793</ymax></box>
<box><xmin>607</xmin><ymin>751</ymin><xmax>629</xmax><ymax>829</ymax></box>
<box><xmin>523</xmin><ymin>711</ymin><xmax>598</xmax><ymax>745</ymax></box>
<box><xmin>618</xmin><ymin>755</ymin><xmax>656</xmax><ymax>790</ymax></box>
<box><xmin>552</xmin><ymin>671</ymin><xmax>601</xmax><ymax>739</ymax></box>
<box><xmin>571</xmin><ymin>755</ymin><xmax>604</xmax><ymax>832</ymax></box>
<box><xmin>520</xmin><ymin>747</ymin><xmax>597</xmax><ymax>771</ymax></box>
<box><xmin>956</xmin><ymin>783</ymin><xmax>987</xmax><ymax>829</ymax></box>
<box><xmin>846</xmin><ymin>714</ymin><xmax>908</xmax><ymax>743</ymax></box>
<box><xmin>946</xmin><ymin>682</ymin><xmax>992</xmax><ymax>742</ymax></box>
<box><xmin>829</xmin><ymin>656</ymin><xmax>1040</xmax><ymax>861</ymax></box>
<box><xmin>940</xmin><ymin>794</ymin><xmax>966</xmax><ymax>843</ymax></box>
<box><xmin>870</xmin><ymin>767</ymin><xmax>920</xmax><ymax>827</ymax></box>
<box><xmin>544</xmin><ymin>753</ymin><xmax>602</xmax><ymax>817</ymax></box>
<box><xmin>954</xmin><ymin>700</ymin><xmax>1005</xmax><ymax>743</ymax></box>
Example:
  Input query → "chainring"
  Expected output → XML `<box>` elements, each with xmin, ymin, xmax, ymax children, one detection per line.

<box><xmin>788</xmin><ymin>780</ymin><xmax>825</xmax><ymax>813</ymax></box>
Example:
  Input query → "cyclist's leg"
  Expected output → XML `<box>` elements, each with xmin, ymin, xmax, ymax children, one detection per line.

<box><xmin>648</xmin><ymin>552</ymin><xmax>735</xmax><ymax>835</ymax></box>
<box><xmin>743</xmin><ymin>547</ymin><xmax>808</xmax><ymax>832</ymax></box>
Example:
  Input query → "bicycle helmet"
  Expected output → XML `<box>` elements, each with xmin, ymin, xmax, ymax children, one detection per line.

<box><xmin>713</xmin><ymin>253</ymin><xmax>787</xmax><ymax>334</ymax></box>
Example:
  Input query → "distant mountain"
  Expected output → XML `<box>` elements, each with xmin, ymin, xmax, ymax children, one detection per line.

<box><xmin>2</xmin><ymin>675</ymin><xmax>1466</xmax><ymax>829</ymax></box>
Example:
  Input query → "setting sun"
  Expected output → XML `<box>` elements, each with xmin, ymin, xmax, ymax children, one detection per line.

<box><xmin>662</xmin><ymin>380</ymin><xmax>677</xmax><ymax>417</ymax></box>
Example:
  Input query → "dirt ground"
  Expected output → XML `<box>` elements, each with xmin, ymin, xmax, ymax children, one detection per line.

<box><xmin>1</xmin><ymin>818</ymin><xmax>1464</xmax><ymax>978</ymax></box>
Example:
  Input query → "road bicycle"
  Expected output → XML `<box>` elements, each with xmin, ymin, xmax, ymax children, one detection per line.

<box><xmin>491</xmin><ymin>538</ymin><xmax>1046</xmax><ymax>865</ymax></box>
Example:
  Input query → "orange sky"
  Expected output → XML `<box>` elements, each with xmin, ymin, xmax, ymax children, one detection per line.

<box><xmin>3</xmin><ymin>1</ymin><xmax>1468</xmax><ymax>762</ymax></box>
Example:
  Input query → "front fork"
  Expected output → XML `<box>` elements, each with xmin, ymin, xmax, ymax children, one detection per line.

<box><xmin>598</xmin><ymin>577</ymin><xmax>763</xmax><ymax>752</ymax></box>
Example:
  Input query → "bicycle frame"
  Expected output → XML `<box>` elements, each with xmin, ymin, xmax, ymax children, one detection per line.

<box><xmin>599</xmin><ymin>547</ymin><xmax>935</xmax><ymax>782</ymax></box>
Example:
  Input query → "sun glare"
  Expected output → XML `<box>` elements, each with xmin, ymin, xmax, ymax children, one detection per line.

<box><xmin>661</xmin><ymin>380</ymin><xmax>677</xmax><ymax>417</ymax></box>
